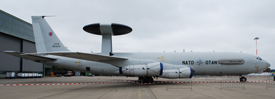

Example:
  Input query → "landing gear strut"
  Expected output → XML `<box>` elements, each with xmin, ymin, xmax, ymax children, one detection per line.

<box><xmin>138</xmin><ymin>77</ymin><xmax>144</xmax><ymax>83</ymax></box>
<box><xmin>240</xmin><ymin>76</ymin><xmax>247</xmax><ymax>82</ymax></box>
<box><xmin>138</xmin><ymin>77</ymin><xmax>154</xmax><ymax>83</ymax></box>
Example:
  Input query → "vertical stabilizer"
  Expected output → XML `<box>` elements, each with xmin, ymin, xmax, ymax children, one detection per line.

<box><xmin>31</xmin><ymin>16</ymin><xmax>69</xmax><ymax>53</ymax></box>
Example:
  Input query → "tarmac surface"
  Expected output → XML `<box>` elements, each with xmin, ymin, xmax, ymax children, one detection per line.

<box><xmin>0</xmin><ymin>76</ymin><xmax>275</xmax><ymax>99</ymax></box>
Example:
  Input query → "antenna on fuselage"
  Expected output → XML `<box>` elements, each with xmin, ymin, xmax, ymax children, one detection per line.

<box><xmin>83</xmin><ymin>23</ymin><xmax>132</xmax><ymax>56</ymax></box>
<box><xmin>41</xmin><ymin>15</ymin><xmax>57</xmax><ymax>18</ymax></box>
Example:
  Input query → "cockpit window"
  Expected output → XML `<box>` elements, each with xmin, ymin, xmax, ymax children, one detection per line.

<box><xmin>256</xmin><ymin>57</ymin><xmax>262</xmax><ymax>60</ymax></box>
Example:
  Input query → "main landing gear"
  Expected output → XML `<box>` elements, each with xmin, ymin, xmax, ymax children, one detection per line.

<box><xmin>240</xmin><ymin>76</ymin><xmax>247</xmax><ymax>82</ymax></box>
<box><xmin>138</xmin><ymin>77</ymin><xmax>154</xmax><ymax>83</ymax></box>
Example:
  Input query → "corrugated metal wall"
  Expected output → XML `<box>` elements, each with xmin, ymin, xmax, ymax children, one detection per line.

<box><xmin>0</xmin><ymin>33</ymin><xmax>21</xmax><ymax>71</ymax></box>
<box><xmin>0</xmin><ymin>9</ymin><xmax>43</xmax><ymax>73</ymax></box>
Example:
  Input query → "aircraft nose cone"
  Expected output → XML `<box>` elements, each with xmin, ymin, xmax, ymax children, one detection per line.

<box><xmin>266</xmin><ymin>62</ymin><xmax>271</xmax><ymax>68</ymax></box>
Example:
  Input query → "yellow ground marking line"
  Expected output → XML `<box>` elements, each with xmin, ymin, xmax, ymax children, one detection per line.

<box><xmin>139</xmin><ymin>88</ymin><xmax>143</xmax><ymax>99</ymax></box>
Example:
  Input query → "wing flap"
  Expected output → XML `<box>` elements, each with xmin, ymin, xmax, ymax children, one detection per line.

<box><xmin>3</xmin><ymin>51</ymin><xmax>56</xmax><ymax>62</ymax></box>
<box><xmin>45</xmin><ymin>52</ymin><xmax>127</xmax><ymax>62</ymax></box>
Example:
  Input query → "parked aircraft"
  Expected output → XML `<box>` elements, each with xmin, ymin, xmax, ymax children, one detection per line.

<box><xmin>3</xmin><ymin>16</ymin><xmax>271</xmax><ymax>83</ymax></box>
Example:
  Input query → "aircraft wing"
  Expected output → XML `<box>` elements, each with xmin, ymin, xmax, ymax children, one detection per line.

<box><xmin>2</xmin><ymin>51</ymin><xmax>56</xmax><ymax>62</ymax></box>
<box><xmin>45</xmin><ymin>52</ymin><xmax>128</xmax><ymax>62</ymax></box>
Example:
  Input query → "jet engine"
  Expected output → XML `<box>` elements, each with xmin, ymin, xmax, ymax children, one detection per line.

<box><xmin>160</xmin><ymin>67</ymin><xmax>193</xmax><ymax>79</ymax></box>
<box><xmin>119</xmin><ymin>62</ymin><xmax>163</xmax><ymax>76</ymax></box>
<box><xmin>118</xmin><ymin>62</ymin><xmax>193</xmax><ymax>78</ymax></box>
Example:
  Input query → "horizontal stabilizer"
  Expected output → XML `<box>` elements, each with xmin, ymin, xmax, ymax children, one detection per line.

<box><xmin>2</xmin><ymin>51</ymin><xmax>56</xmax><ymax>62</ymax></box>
<box><xmin>45</xmin><ymin>52</ymin><xmax>128</xmax><ymax>62</ymax></box>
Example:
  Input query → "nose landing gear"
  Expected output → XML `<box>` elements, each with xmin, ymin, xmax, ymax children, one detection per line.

<box><xmin>138</xmin><ymin>77</ymin><xmax>154</xmax><ymax>83</ymax></box>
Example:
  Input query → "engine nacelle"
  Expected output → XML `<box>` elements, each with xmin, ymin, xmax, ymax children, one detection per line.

<box><xmin>160</xmin><ymin>67</ymin><xmax>193</xmax><ymax>79</ymax></box>
<box><xmin>119</xmin><ymin>62</ymin><xmax>163</xmax><ymax>76</ymax></box>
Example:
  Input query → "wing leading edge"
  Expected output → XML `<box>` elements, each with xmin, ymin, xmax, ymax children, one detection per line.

<box><xmin>3</xmin><ymin>51</ymin><xmax>128</xmax><ymax>67</ymax></box>
<box><xmin>45</xmin><ymin>52</ymin><xmax>128</xmax><ymax>62</ymax></box>
<box><xmin>2</xmin><ymin>51</ymin><xmax>56</xmax><ymax>62</ymax></box>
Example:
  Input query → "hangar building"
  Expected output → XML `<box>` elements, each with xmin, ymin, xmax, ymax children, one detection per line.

<box><xmin>0</xmin><ymin>9</ymin><xmax>43</xmax><ymax>77</ymax></box>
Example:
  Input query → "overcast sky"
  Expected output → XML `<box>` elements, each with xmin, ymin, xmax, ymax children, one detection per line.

<box><xmin>1</xmin><ymin>0</ymin><xmax>274</xmax><ymax>69</ymax></box>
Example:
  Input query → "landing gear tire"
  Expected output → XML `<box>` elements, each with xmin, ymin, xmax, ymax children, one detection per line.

<box><xmin>240</xmin><ymin>77</ymin><xmax>247</xmax><ymax>82</ymax></box>
<box><xmin>147</xmin><ymin>77</ymin><xmax>154</xmax><ymax>83</ymax></box>
<box><xmin>138</xmin><ymin>77</ymin><xmax>154</xmax><ymax>83</ymax></box>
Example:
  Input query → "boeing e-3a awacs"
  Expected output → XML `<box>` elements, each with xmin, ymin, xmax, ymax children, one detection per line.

<box><xmin>3</xmin><ymin>16</ymin><xmax>271</xmax><ymax>83</ymax></box>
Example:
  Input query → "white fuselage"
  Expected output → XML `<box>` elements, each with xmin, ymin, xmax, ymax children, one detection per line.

<box><xmin>42</xmin><ymin>52</ymin><xmax>269</xmax><ymax>77</ymax></box>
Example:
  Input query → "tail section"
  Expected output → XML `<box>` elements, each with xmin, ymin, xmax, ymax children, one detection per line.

<box><xmin>31</xmin><ymin>16</ymin><xmax>69</xmax><ymax>53</ymax></box>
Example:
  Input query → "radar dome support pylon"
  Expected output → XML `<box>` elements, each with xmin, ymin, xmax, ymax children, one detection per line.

<box><xmin>83</xmin><ymin>23</ymin><xmax>132</xmax><ymax>56</ymax></box>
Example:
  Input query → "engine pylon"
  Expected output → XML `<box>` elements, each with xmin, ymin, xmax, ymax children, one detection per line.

<box><xmin>83</xmin><ymin>23</ymin><xmax>132</xmax><ymax>56</ymax></box>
